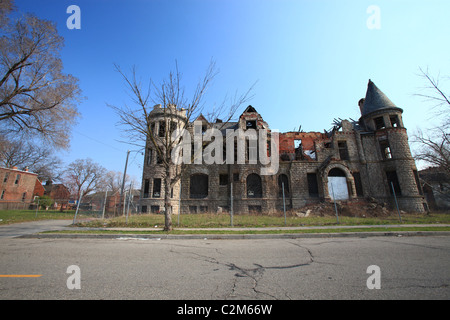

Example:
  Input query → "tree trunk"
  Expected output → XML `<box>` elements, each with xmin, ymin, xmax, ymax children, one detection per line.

<box><xmin>164</xmin><ymin>171</ymin><xmax>172</xmax><ymax>231</ymax></box>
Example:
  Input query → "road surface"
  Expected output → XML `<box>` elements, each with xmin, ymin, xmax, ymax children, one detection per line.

<box><xmin>0</xmin><ymin>235</ymin><xmax>449</xmax><ymax>300</ymax></box>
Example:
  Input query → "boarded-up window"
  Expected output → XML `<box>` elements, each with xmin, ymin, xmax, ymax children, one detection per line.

<box><xmin>328</xmin><ymin>168</ymin><xmax>349</xmax><ymax>200</ymax></box>
<box><xmin>247</xmin><ymin>173</ymin><xmax>262</xmax><ymax>198</ymax></box>
<box><xmin>190</xmin><ymin>174</ymin><xmax>208</xmax><ymax>199</ymax></box>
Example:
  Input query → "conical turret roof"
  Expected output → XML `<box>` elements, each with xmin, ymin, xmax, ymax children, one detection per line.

<box><xmin>361</xmin><ymin>80</ymin><xmax>402</xmax><ymax>116</ymax></box>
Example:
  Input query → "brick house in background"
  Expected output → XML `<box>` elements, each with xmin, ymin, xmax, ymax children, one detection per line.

<box><xmin>0</xmin><ymin>166</ymin><xmax>41</xmax><ymax>209</ymax></box>
<box><xmin>43</xmin><ymin>181</ymin><xmax>71</xmax><ymax>210</ymax></box>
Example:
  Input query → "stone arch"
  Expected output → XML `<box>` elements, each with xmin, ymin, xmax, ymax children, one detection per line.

<box><xmin>322</xmin><ymin>164</ymin><xmax>356</xmax><ymax>200</ymax></box>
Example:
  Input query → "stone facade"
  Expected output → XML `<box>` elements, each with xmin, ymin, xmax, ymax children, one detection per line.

<box><xmin>140</xmin><ymin>80</ymin><xmax>427</xmax><ymax>214</ymax></box>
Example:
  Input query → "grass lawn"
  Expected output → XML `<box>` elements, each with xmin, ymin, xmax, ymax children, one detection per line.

<box><xmin>72</xmin><ymin>211</ymin><xmax>450</xmax><ymax>229</ymax></box>
<box><xmin>2</xmin><ymin>210</ymin><xmax>450</xmax><ymax>235</ymax></box>
<box><xmin>0</xmin><ymin>209</ymin><xmax>93</xmax><ymax>225</ymax></box>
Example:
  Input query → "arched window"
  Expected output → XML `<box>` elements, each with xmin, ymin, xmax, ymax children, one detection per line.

<box><xmin>247</xmin><ymin>173</ymin><xmax>262</xmax><ymax>198</ymax></box>
<box><xmin>278</xmin><ymin>174</ymin><xmax>290</xmax><ymax>197</ymax></box>
<box><xmin>189</xmin><ymin>174</ymin><xmax>208</xmax><ymax>198</ymax></box>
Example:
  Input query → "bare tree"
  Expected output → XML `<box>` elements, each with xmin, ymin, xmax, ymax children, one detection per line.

<box><xmin>0</xmin><ymin>1</ymin><xmax>82</xmax><ymax>149</ymax></box>
<box><xmin>110</xmin><ymin>61</ymin><xmax>254</xmax><ymax>231</ymax></box>
<box><xmin>64</xmin><ymin>158</ymin><xmax>107</xmax><ymax>199</ymax></box>
<box><xmin>0</xmin><ymin>137</ymin><xmax>63</xmax><ymax>180</ymax></box>
<box><xmin>412</xmin><ymin>67</ymin><xmax>449</xmax><ymax>176</ymax></box>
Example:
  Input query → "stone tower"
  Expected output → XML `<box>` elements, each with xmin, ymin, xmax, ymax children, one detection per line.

<box><xmin>358</xmin><ymin>80</ymin><xmax>426</xmax><ymax>212</ymax></box>
<box><xmin>140</xmin><ymin>104</ymin><xmax>186</xmax><ymax>214</ymax></box>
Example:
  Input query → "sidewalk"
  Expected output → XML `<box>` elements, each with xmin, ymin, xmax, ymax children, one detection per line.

<box><xmin>19</xmin><ymin>223</ymin><xmax>450</xmax><ymax>240</ymax></box>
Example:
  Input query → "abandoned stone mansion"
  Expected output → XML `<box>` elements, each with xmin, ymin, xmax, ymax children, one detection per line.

<box><xmin>140</xmin><ymin>80</ymin><xmax>428</xmax><ymax>215</ymax></box>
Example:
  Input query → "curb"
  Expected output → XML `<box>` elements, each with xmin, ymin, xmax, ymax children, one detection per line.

<box><xmin>19</xmin><ymin>230</ymin><xmax>450</xmax><ymax>240</ymax></box>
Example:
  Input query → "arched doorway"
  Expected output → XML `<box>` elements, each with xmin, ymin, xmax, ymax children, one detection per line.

<box><xmin>327</xmin><ymin>168</ymin><xmax>349</xmax><ymax>200</ymax></box>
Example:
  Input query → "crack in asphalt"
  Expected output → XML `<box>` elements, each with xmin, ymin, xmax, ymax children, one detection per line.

<box><xmin>167</xmin><ymin>241</ymin><xmax>316</xmax><ymax>300</ymax></box>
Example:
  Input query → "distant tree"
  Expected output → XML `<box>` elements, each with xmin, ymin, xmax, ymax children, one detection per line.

<box><xmin>110</xmin><ymin>61</ymin><xmax>254</xmax><ymax>231</ymax></box>
<box><xmin>0</xmin><ymin>0</ymin><xmax>82</xmax><ymax>149</ymax></box>
<box><xmin>0</xmin><ymin>137</ymin><xmax>62</xmax><ymax>181</ymax></box>
<box><xmin>64</xmin><ymin>158</ymin><xmax>107</xmax><ymax>199</ymax></box>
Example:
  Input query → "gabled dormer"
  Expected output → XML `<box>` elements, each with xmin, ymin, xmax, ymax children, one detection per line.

<box><xmin>239</xmin><ymin>105</ymin><xmax>269</xmax><ymax>130</ymax></box>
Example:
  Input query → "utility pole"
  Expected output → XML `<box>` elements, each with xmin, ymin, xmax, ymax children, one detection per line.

<box><xmin>120</xmin><ymin>150</ymin><xmax>130</xmax><ymax>216</ymax></box>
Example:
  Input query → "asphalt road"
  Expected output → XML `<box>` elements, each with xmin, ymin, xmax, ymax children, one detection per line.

<box><xmin>0</xmin><ymin>235</ymin><xmax>449</xmax><ymax>300</ymax></box>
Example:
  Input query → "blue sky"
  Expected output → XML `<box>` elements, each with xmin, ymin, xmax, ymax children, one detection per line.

<box><xmin>14</xmin><ymin>0</ymin><xmax>450</xmax><ymax>181</ymax></box>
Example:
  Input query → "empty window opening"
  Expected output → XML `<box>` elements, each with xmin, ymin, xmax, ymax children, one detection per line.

<box><xmin>143</xmin><ymin>179</ymin><xmax>150</xmax><ymax>198</ymax></box>
<box><xmin>374</xmin><ymin>116</ymin><xmax>385</xmax><ymax>130</ymax></box>
<box><xmin>379</xmin><ymin>139</ymin><xmax>392</xmax><ymax>159</ymax></box>
<box><xmin>247</xmin><ymin>139</ymin><xmax>258</xmax><ymax>163</ymax></box>
<box><xmin>141</xmin><ymin>205</ymin><xmax>147</xmax><ymax>213</ymax></box>
<box><xmin>159</xmin><ymin>121</ymin><xmax>166</xmax><ymax>137</ymax></box>
<box><xmin>386</xmin><ymin>170</ymin><xmax>401</xmax><ymax>196</ymax></box>
<box><xmin>14</xmin><ymin>174</ymin><xmax>20</xmax><ymax>185</ymax></box>
<box><xmin>152</xmin><ymin>178</ymin><xmax>161</xmax><ymax>198</ymax></box>
<box><xmin>190</xmin><ymin>174</ymin><xmax>208</xmax><ymax>199</ymax></box>
<box><xmin>219</xmin><ymin>174</ymin><xmax>228</xmax><ymax>186</ymax></box>
<box><xmin>233</xmin><ymin>173</ymin><xmax>239</xmax><ymax>182</ymax></box>
<box><xmin>246</xmin><ymin>173</ymin><xmax>262</xmax><ymax>198</ymax></box>
<box><xmin>150</xmin><ymin>205</ymin><xmax>160</xmax><ymax>213</ymax></box>
<box><xmin>352</xmin><ymin>172</ymin><xmax>364</xmax><ymax>197</ymax></box>
<box><xmin>338</xmin><ymin>141</ymin><xmax>349</xmax><ymax>160</ymax></box>
<box><xmin>390</xmin><ymin>115</ymin><xmax>400</xmax><ymax>127</ymax></box>
<box><xmin>246</xmin><ymin>120</ymin><xmax>257</xmax><ymax>130</ymax></box>
<box><xmin>307</xmin><ymin>173</ymin><xmax>319</xmax><ymax>197</ymax></box>
<box><xmin>146</xmin><ymin>148</ymin><xmax>152</xmax><ymax>165</ymax></box>
<box><xmin>294</xmin><ymin>139</ymin><xmax>303</xmax><ymax>160</ymax></box>
<box><xmin>278</xmin><ymin>174</ymin><xmax>290</xmax><ymax>197</ymax></box>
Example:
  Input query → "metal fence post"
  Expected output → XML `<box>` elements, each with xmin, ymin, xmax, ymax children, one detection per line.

<box><xmin>230</xmin><ymin>182</ymin><xmax>233</xmax><ymax>227</ymax></box>
<box><xmin>391</xmin><ymin>182</ymin><xmax>402</xmax><ymax>223</ymax></box>
<box><xmin>330</xmin><ymin>183</ymin><xmax>339</xmax><ymax>224</ymax></box>
<box><xmin>282</xmin><ymin>182</ymin><xmax>286</xmax><ymax>226</ymax></box>
<box><xmin>72</xmin><ymin>190</ymin><xmax>83</xmax><ymax>225</ymax></box>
